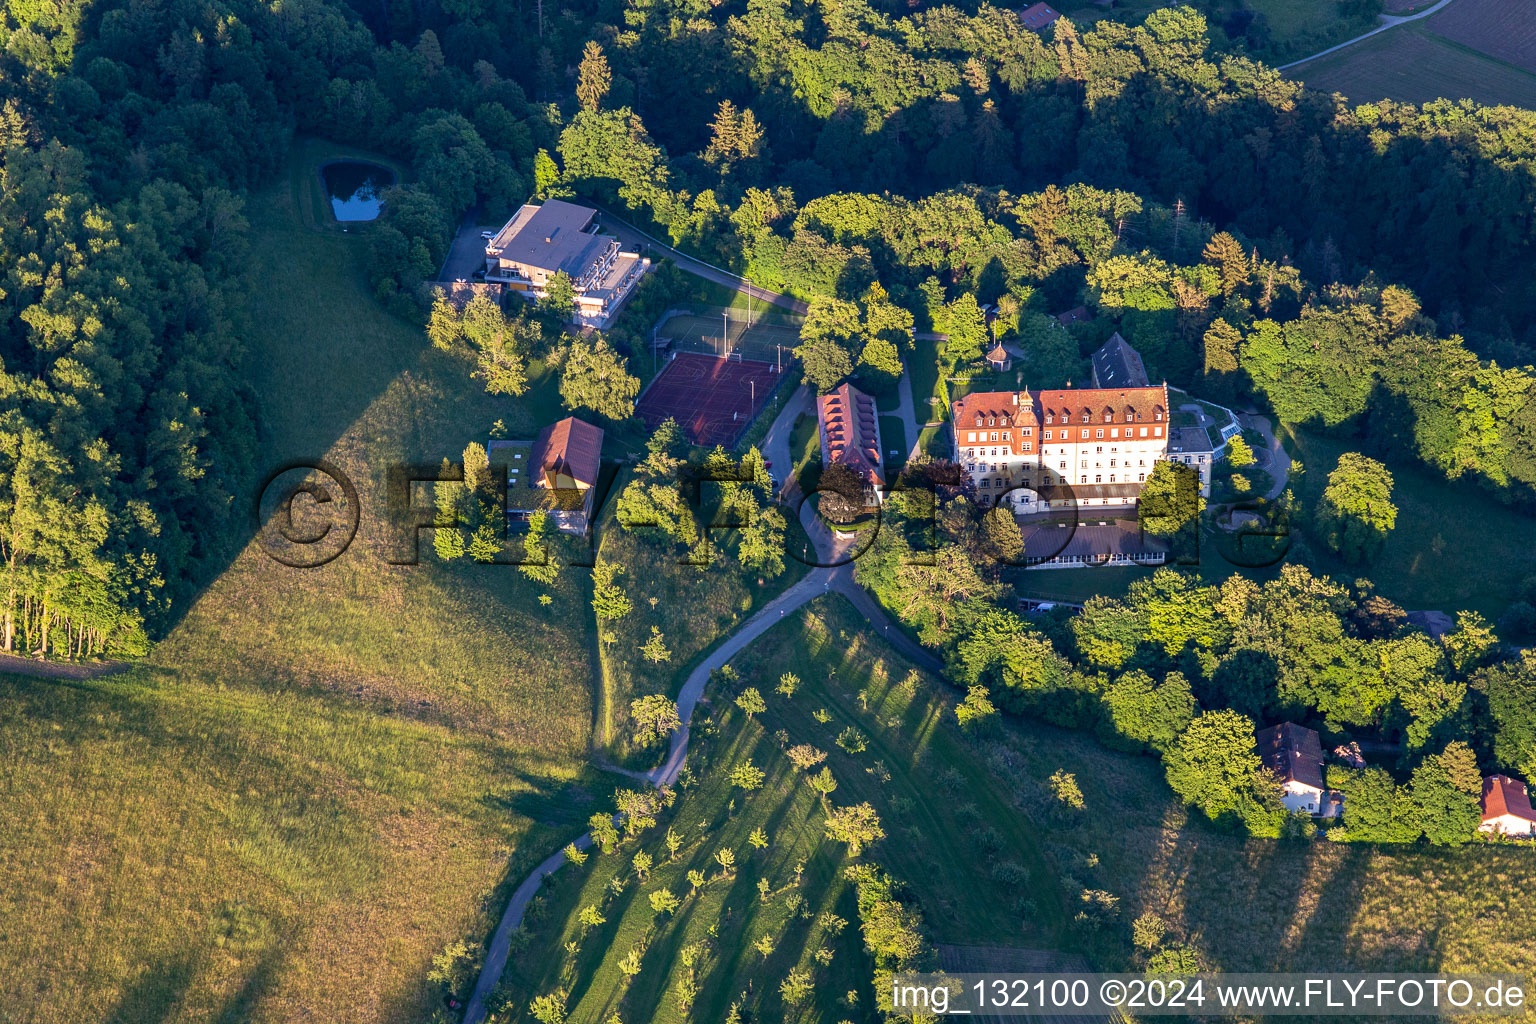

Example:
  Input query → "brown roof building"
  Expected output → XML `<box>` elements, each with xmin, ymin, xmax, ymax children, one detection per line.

<box><xmin>817</xmin><ymin>383</ymin><xmax>885</xmax><ymax>506</ymax></box>
<box><xmin>495</xmin><ymin>415</ymin><xmax>605</xmax><ymax>534</ymax></box>
<box><xmin>951</xmin><ymin>384</ymin><xmax>1170</xmax><ymax>516</ymax></box>
<box><xmin>1257</xmin><ymin>722</ymin><xmax>1340</xmax><ymax>817</ymax></box>
<box><xmin>1481</xmin><ymin>775</ymin><xmax>1536</xmax><ymax>837</ymax></box>
<box><xmin>1019</xmin><ymin>1</ymin><xmax>1061</xmax><ymax>30</ymax></box>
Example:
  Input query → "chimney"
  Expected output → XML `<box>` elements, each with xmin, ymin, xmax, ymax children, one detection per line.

<box><xmin>1012</xmin><ymin>393</ymin><xmax>1018</xmax><ymax>405</ymax></box>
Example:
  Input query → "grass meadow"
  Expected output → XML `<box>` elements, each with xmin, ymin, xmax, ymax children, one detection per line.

<box><xmin>591</xmin><ymin>487</ymin><xmax>811</xmax><ymax>763</ymax></box>
<box><xmin>498</xmin><ymin>595</ymin><xmax>1071</xmax><ymax>1022</ymax></box>
<box><xmin>981</xmin><ymin>706</ymin><xmax>1536</xmax><ymax>979</ymax></box>
<box><xmin>0</xmin><ymin>139</ymin><xmax>601</xmax><ymax>1022</ymax></box>
<box><xmin>1282</xmin><ymin>427</ymin><xmax>1536</xmax><ymax>617</ymax></box>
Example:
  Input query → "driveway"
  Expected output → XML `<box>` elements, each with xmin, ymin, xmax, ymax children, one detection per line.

<box><xmin>436</xmin><ymin>209</ymin><xmax>497</xmax><ymax>282</ymax></box>
<box><xmin>1239</xmin><ymin>411</ymin><xmax>1290</xmax><ymax>500</ymax></box>
<box><xmin>894</xmin><ymin>368</ymin><xmax>924</xmax><ymax>464</ymax></box>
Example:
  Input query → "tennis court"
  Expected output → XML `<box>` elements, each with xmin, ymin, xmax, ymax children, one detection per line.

<box><xmin>635</xmin><ymin>352</ymin><xmax>784</xmax><ymax>447</ymax></box>
<box><xmin>654</xmin><ymin>308</ymin><xmax>802</xmax><ymax>366</ymax></box>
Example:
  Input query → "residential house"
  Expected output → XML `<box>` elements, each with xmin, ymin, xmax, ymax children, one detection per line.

<box><xmin>1480</xmin><ymin>775</ymin><xmax>1536</xmax><ymax>837</ymax></box>
<box><xmin>1258</xmin><ymin>722</ymin><xmax>1341</xmax><ymax>817</ymax></box>
<box><xmin>484</xmin><ymin>198</ymin><xmax>649</xmax><ymax>328</ymax></box>
<box><xmin>1019</xmin><ymin>1</ymin><xmax>1061</xmax><ymax>30</ymax></box>
<box><xmin>1090</xmin><ymin>332</ymin><xmax>1150</xmax><ymax>389</ymax></box>
<box><xmin>951</xmin><ymin>384</ymin><xmax>1170</xmax><ymax>513</ymax></box>
<box><xmin>492</xmin><ymin>415</ymin><xmax>605</xmax><ymax>534</ymax></box>
<box><xmin>817</xmin><ymin>382</ymin><xmax>885</xmax><ymax>508</ymax></box>
<box><xmin>1056</xmin><ymin>305</ymin><xmax>1093</xmax><ymax>327</ymax></box>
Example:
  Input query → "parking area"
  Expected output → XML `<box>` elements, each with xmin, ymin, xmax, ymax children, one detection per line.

<box><xmin>437</xmin><ymin>212</ymin><xmax>500</xmax><ymax>283</ymax></box>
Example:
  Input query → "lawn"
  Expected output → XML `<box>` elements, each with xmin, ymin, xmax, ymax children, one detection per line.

<box><xmin>1281</xmin><ymin>427</ymin><xmax>1536</xmax><ymax>617</ymax></box>
<box><xmin>1291</xmin><ymin>26</ymin><xmax>1536</xmax><ymax>109</ymax></box>
<box><xmin>788</xmin><ymin>412</ymin><xmax>820</xmax><ymax>484</ymax></box>
<box><xmin>981</xmin><ymin>703</ymin><xmax>1536</xmax><ymax>977</ymax></box>
<box><xmin>496</xmin><ymin>595</ymin><xmax>1072</xmax><ymax>1022</ymax></box>
<box><xmin>0</xmin><ymin>140</ymin><xmax>601</xmax><ymax>1023</ymax></box>
<box><xmin>910</xmin><ymin>335</ymin><xmax>945</xmax><ymax>420</ymax></box>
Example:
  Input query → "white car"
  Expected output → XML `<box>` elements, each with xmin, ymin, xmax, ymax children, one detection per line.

<box><xmin>480</xmin><ymin>230</ymin><xmax>495</xmax><ymax>239</ymax></box>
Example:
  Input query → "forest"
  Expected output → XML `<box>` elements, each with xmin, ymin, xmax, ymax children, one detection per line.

<box><xmin>4</xmin><ymin>0</ymin><xmax>1536</xmax><ymax>661</ymax></box>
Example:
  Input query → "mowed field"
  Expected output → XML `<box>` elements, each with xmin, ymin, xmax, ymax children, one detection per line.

<box><xmin>1293</xmin><ymin>19</ymin><xmax>1536</xmax><ymax>110</ymax></box>
<box><xmin>0</xmin><ymin>139</ymin><xmax>603</xmax><ymax>1023</ymax></box>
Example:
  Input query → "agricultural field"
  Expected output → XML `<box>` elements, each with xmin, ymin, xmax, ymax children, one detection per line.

<box><xmin>592</xmin><ymin>484</ymin><xmax>811</xmax><ymax>766</ymax></box>
<box><xmin>983</xmin><ymin>697</ymin><xmax>1536</xmax><ymax>978</ymax></box>
<box><xmin>1292</xmin><ymin>26</ymin><xmax>1536</xmax><ymax>109</ymax></box>
<box><xmin>1428</xmin><ymin>0</ymin><xmax>1536</xmax><ymax>75</ymax></box>
<box><xmin>0</xmin><ymin>142</ymin><xmax>602</xmax><ymax>1022</ymax></box>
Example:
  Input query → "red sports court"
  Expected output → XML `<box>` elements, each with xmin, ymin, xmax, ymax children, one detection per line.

<box><xmin>636</xmin><ymin>352</ymin><xmax>782</xmax><ymax>447</ymax></box>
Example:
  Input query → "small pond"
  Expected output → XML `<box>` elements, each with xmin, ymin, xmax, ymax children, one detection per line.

<box><xmin>321</xmin><ymin>161</ymin><xmax>395</xmax><ymax>222</ymax></box>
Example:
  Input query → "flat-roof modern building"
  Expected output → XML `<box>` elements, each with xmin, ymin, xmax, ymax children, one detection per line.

<box><xmin>484</xmin><ymin>199</ymin><xmax>649</xmax><ymax>328</ymax></box>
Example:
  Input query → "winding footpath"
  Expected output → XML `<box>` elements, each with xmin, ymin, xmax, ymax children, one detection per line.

<box><xmin>461</xmin><ymin>423</ymin><xmax>939</xmax><ymax>1024</ymax></box>
<box><xmin>1277</xmin><ymin>0</ymin><xmax>1460</xmax><ymax>71</ymax></box>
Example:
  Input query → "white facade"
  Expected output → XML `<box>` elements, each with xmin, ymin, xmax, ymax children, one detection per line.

<box><xmin>1280</xmin><ymin>780</ymin><xmax>1325</xmax><ymax>815</ymax></box>
<box><xmin>952</xmin><ymin>386</ymin><xmax>1171</xmax><ymax>513</ymax></box>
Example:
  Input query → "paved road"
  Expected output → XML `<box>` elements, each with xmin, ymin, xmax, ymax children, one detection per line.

<box><xmin>461</xmin><ymin>496</ymin><xmax>937</xmax><ymax>1024</ymax></box>
<box><xmin>1238</xmin><ymin>411</ymin><xmax>1290</xmax><ymax>500</ymax></box>
<box><xmin>1277</xmin><ymin>0</ymin><xmax>1460</xmax><ymax>70</ymax></box>
<box><xmin>894</xmin><ymin>368</ymin><xmax>924</xmax><ymax>464</ymax></box>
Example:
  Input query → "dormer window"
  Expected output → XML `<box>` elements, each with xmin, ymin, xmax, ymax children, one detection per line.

<box><xmin>975</xmin><ymin>416</ymin><xmax>983</xmax><ymax>427</ymax></box>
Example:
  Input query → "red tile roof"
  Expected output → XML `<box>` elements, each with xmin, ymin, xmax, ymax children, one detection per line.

<box><xmin>817</xmin><ymin>383</ymin><xmax>884</xmax><ymax>491</ymax></box>
<box><xmin>1482</xmin><ymin>775</ymin><xmax>1536</xmax><ymax>824</ymax></box>
<box><xmin>1019</xmin><ymin>1</ymin><xmax>1060</xmax><ymax>30</ymax></box>
<box><xmin>531</xmin><ymin>416</ymin><xmax>604</xmax><ymax>489</ymax></box>
<box><xmin>952</xmin><ymin>386</ymin><xmax>1167</xmax><ymax>431</ymax></box>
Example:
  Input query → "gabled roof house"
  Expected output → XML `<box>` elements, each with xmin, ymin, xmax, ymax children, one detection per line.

<box><xmin>817</xmin><ymin>383</ymin><xmax>885</xmax><ymax>507</ymax></box>
<box><xmin>1481</xmin><ymin>775</ymin><xmax>1536</xmax><ymax>837</ymax></box>
<box><xmin>1258</xmin><ymin>722</ymin><xmax>1341</xmax><ymax>817</ymax></box>
<box><xmin>1090</xmin><ymin>332</ymin><xmax>1150</xmax><ymax>389</ymax></box>
<box><xmin>492</xmin><ymin>415</ymin><xmax>605</xmax><ymax>534</ymax></box>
